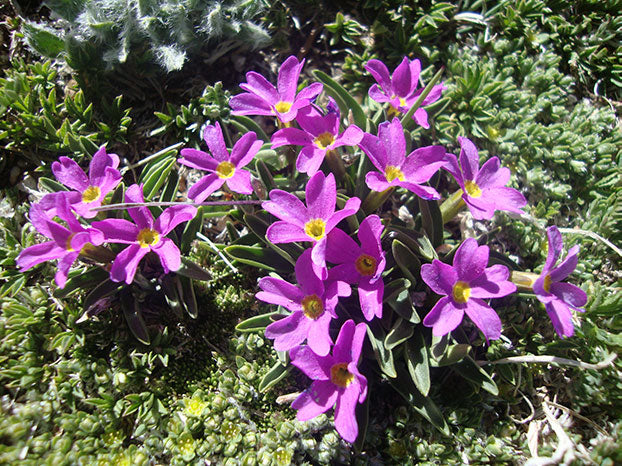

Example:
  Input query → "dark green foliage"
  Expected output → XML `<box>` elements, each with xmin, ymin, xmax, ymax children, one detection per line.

<box><xmin>23</xmin><ymin>0</ymin><xmax>271</xmax><ymax>73</ymax></box>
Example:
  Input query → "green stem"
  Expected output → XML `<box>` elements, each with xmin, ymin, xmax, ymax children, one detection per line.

<box><xmin>439</xmin><ymin>189</ymin><xmax>466</xmax><ymax>224</ymax></box>
<box><xmin>510</xmin><ymin>271</ymin><xmax>539</xmax><ymax>292</ymax></box>
<box><xmin>362</xmin><ymin>187</ymin><xmax>395</xmax><ymax>214</ymax></box>
<box><xmin>400</xmin><ymin>66</ymin><xmax>445</xmax><ymax>129</ymax></box>
<box><xmin>325</xmin><ymin>149</ymin><xmax>346</xmax><ymax>180</ymax></box>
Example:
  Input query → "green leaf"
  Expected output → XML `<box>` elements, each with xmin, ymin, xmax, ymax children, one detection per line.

<box><xmin>224</xmin><ymin>245</ymin><xmax>292</xmax><ymax>273</ymax></box>
<box><xmin>312</xmin><ymin>70</ymin><xmax>368</xmax><ymax>130</ymax></box>
<box><xmin>236</xmin><ymin>311</ymin><xmax>283</xmax><ymax>333</ymax></box>
<box><xmin>180</xmin><ymin>206</ymin><xmax>203</xmax><ymax>254</ymax></box>
<box><xmin>179</xmin><ymin>276</ymin><xmax>198</xmax><ymax>319</ymax></box>
<box><xmin>430</xmin><ymin>343</ymin><xmax>470</xmax><ymax>367</ymax></box>
<box><xmin>230</xmin><ymin>115</ymin><xmax>269</xmax><ymax>142</ymax></box>
<box><xmin>418</xmin><ymin>197</ymin><xmax>443</xmax><ymax>248</ymax></box>
<box><xmin>140</xmin><ymin>156</ymin><xmax>176</xmax><ymax>200</ymax></box>
<box><xmin>53</xmin><ymin>267</ymin><xmax>109</xmax><ymax>298</ymax></box>
<box><xmin>383</xmin><ymin>278</ymin><xmax>411</xmax><ymax>303</ymax></box>
<box><xmin>255</xmin><ymin>158</ymin><xmax>275</xmax><ymax>193</ymax></box>
<box><xmin>120</xmin><ymin>289</ymin><xmax>150</xmax><ymax>345</ymax></box>
<box><xmin>22</xmin><ymin>22</ymin><xmax>65</xmax><ymax>58</ymax></box>
<box><xmin>176</xmin><ymin>257</ymin><xmax>212</xmax><ymax>281</ymax></box>
<box><xmin>384</xmin><ymin>318</ymin><xmax>414</xmax><ymax>350</ymax></box>
<box><xmin>453</xmin><ymin>357</ymin><xmax>498</xmax><ymax>395</ymax></box>
<box><xmin>39</xmin><ymin>176</ymin><xmax>68</xmax><ymax>193</ymax></box>
<box><xmin>392</xmin><ymin>239</ymin><xmax>422</xmax><ymax>285</ymax></box>
<box><xmin>258</xmin><ymin>361</ymin><xmax>292</xmax><ymax>392</ymax></box>
<box><xmin>366</xmin><ymin>320</ymin><xmax>396</xmax><ymax>378</ymax></box>
<box><xmin>82</xmin><ymin>279</ymin><xmax>122</xmax><ymax>317</ymax></box>
<box><xmin>159</xmin><ymin>169</ymin><xmax>180</xmax><ymax>203</ymax></box>
<box><xmin>388</xmin><ymin>289</ymin><xmax>421</xmax><ymax>324</ymax></box>
<box><xmin>405</xmin><ymin>330</ymin><xmax>430</xmax><ymax>396</ymax></box>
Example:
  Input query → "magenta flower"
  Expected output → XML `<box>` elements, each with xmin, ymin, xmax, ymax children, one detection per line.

<box><xmin>92</xmin><ymin>184</ymin><xmax>196</xmax><ymax>284</ymax></box>
<box><xmin>178</xmin><ymin>122</ymin><xmax>262</xmax><ymax>202</ymax></box>
<box><xmin>51</xmin><ymin>146</ymin><xmax>122</xmax><ymax>218</ymax></box>
<box><xmin>365</xmin><ymin>57</ymin><xmax>445</xmax><ymax>128</ymax></box>
<box><xmin>230</xmin><ymin>55</ymin><xmax>323</xmax><ymax>123</ymax></box>
<box><xmin>270</xmin><ymin>100</ymin><xmax>364</xmax><ymax>175</ymax></box>
<box><xmin>421</xmin><ymin>238</ymin><xmax>516</xmax><ymax>341</ymax></box>
<box><xmin>445</xmin><ymin>137</ymin><xmax>527</xmax><ymax>220</ymax></box>
<box><xmin>258</xmin><ymin>250</ymin><xmax>350</xmax><ymax>356</ymax></box>
<box><xmin>359</xmin><ymin>118</ymin><xmax>446</xmax><ymax>199</ymax></box>
<box><xmin>16</xmin><ymin>194</ymin><xmax>104</xmax><ymax>288</ymax></box>
<box><xmin>326</xmin><ymin>215</ymin><xmax>386</xmax><ymax>321</ymax></box>
<box><xmin>290</xmin><ymin>319</ymin><xmax>368</xmax><ymax>443</ymax></box>
<box><xmin>263</xmin><ymin>171</ymin><xmax>360</xmax><ymax>274</ymax></box>
<box><xmin>533</xmin><ymin>226</ymin><xmax>587</xmax><ymax>338</ymax></box>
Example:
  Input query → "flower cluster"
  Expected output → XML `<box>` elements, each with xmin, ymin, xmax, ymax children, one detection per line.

<box><xmin>18</xmin><ymin>54</ymin><xmax>588</xmax><ymax>445</ymax></box>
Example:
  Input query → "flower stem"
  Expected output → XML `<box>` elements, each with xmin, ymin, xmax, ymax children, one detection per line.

<box><xmin>325</xmin><ymin>149</ymin><xmax>346</xmax><ymax>180</ymax></box>
<box><xmin>439</xmin><ymin>189</ymin><xmax>466</xmax><ymax>224</ymax></box>
<box><xmin>362</xmin><ymin>187</ymin><xmax>395</xmax><ymax>214</ymax></box>
<box><xmin>510</xmin><ymin>271</ymin><xmax>539</xmax><ymax>292</ymax></box>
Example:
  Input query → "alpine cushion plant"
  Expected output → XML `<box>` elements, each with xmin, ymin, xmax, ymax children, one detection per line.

<box><xmin>444</xmin><ymin>137</ymin><xmax>527</xmax><ymax>220</ymax></box>
<box><xmin>290</xmin><ymin>319</ymin><xmax>368</xmax><ymax>443</ymax></box>
<box><xmin>230</xmin><ymin>55</ymin><xmax>323</xmax><ymax>123</ymax></box>
<box><xmin>326</xmin><ymin>215</ymin><xmax>386</xmax><ymax>321</ymax></box>
<box><xmin>51</xmin><ymin>145</ymin><xmax>122</xmax><ymax>218</ymax></box>
<box><xmin>421</xmin><ymin>238</ymin><xmax>516</xmax><ymax>341</ymax></box>
<box><xmin>365</xmin><ymin>57</ymin><xmax>445</xmax><ymax>128</ymax></box>
<box><xmin>17</xmin><ymin>193</ymin><xmax>104</xmax><ymax>288</ymax></box>
<box><xmin>533</xmin><ymin>226</ymin><xmax>587</xmax><ymax>338</ymax></box>
<box><xmin>359</xmin><ymin>118</ymin><xmax>446</xmax><ymax>200</ymax></box>
<box><xmin>263</xmin><ymin>171</ymin><xmax>360</xmax><ymax>275</ymax></box>
<box><xmin>258</xmin><ymin>249</ymin><xmax>350</xmax><ymax>356</ymax></box>
<box><xmin>92</xmin><ymin>184</ymin><xmax>196</xmax><ymax>284</ymax></box>
<box><xmin>178</xmin><ymin>122</ymin><xmax>263</xmax><ymax>202</ymax></box>
<box><xmin>270</xmin><ymin>99</ymin><xmax>364</xmax><ymax>175</ymax></box>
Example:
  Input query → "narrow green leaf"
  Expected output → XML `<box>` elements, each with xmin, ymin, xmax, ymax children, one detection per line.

<box><xmin>392</xmin><ymin>239</ymin><xmax>422</xmax><ymax>285</ymax></box>
<box><xmin>53</xmin><ymin>267</ymin><xmax>109</xmax><ymax>298</ymax></box>
<box><xmin>176</xmin><ymin>257</ymin><xmax>212</xmax><ymax>282</ymax></box>
<box><xmin>388</xmin><ymin>289</ymin><xmax>421</xmax><ymax>324</ymax></box>
<box><xmin>180</xmin><ymin>206</ymin><xmax>203</xmax><ymax>254</ymax></box>
<box><xmin>230</xmin><ymin>115</ymin><xmax>269</xmax><ymax>142</ymax></box>
<box><xmin>39</xmin><ymin>176</ymin><xmax>68</xmax><ymax>193</ymax></box>
<box><xmin>366</xmin><ymin>320</ymin><xmax>396</xmax><ymax>378</ymax></box>
<box><xmin>22</xmin><ymin>22</ymin><xmax>65</xmax><ymax>58</ymax></box>
<box><xmin>383</xmin><ymin>278</ymin><xmax>411</xmax><ymax>303</ymax></box>
<box><xmin>179</xmin><ymin>276</ymin><xmax>198</xmax><ymax>319</ymax></box>
<box><xmin>400</xmin><ymin>66</ymin><xmax>445</xmax><ymax>129</ymax></box>
<box><xmin>159</xmin><ymin>169</ymin><xmax>180</xmax><ymax>203</ymax></box>
<box><xmin>235</xmin><ymin>311</ymin><xmax>283</xmax><ymax>332</ymax></box>
<box><xmin>140</xmin><ymin>156</ymin><xmax>176</xmax><ymax>200</ymax></box>
<box><xmin>384</xmin><ymin>318</ymin><xmax>414</xmax><ymax>350</ymax></box>
<box><xmin>418</xmin><ymin>197</ymin><xmax>443</xmax><ymax>248</ymax></box>
<box><xmin>120</xmin><ymin>289</ymin><xmax>150</xmax><ymax>345</ymax></box>
<box><xmin>406</xmin><ymin>330</ymin><xmax>431</xmax><ymax>396</ymax></box>
<box><xmin>225</xmin><ymin>245</ymin><xmax>292</xmax><ymax>272</ymax></box>
<box><xmin>453</xmin><ymin>357</ymin><xmax>498</xmax><ymax>395</ymax></box>
<box><xmin>258</xmin><ymin>361</ymin><xmax>292</xmax><ymax>392</ymax></box>
<box><xmin>83</xmin><ymin>279</ymin><xmax>122</xmax><ymax>315</ymax></box>
<box><xmin>430</xmin><ymin>343</ymin><xmax>470</xmax><ymax>367</ymax></box>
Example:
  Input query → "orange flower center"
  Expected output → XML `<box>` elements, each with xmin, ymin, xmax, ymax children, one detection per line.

<box><xmin>301</xmin><ymin>294</ymin><xmax>324</xmax><ymax>320</ymax></box>
<box><xmin>330</xmin><ymin>363</ymin><xmax>354</xmax><ymax>387</ymax></box>
<box><xmin>355</xmin><ymin>253</ymin><xmax>377</xmax><ymax>276</ymax></box>
<box><xmin>82</xmin><ymin>185</ymin><xmax>101</xmax><ymax>203</ymax></box>
<box><xmin>137</xmin><ymin>228</ymin><xmax>160</xmax><ymax>248</ymax></box>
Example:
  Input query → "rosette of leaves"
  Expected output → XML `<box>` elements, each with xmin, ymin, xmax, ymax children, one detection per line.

<box><xmin>22</xmin><ymin>0</ymin><xmax>271</xmax><ymax>73</ymax></box>
<box><xmin>228</xmin><ymin>73</ymin><xmax>514</xmax><ymax>442</ymax></box>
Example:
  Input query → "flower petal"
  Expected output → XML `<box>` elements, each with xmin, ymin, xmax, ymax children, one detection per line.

<box><xmin>257</xmin><ymin>277</ymin><xmax>304</xmax><ymax>310</ymax></box>
<box><xmin>306</xmin><ymin>172</ymin><xmax>336</xmax><ymax>220</ymax></box>
<box><xmin>271</xmin><ymin>127</ymin><xmax>313</xmax><ymax>148</ymax></box>
<box><xmin>110</xmin><ymin>244</ymin><xmax>149</xmax><ymax>284</ymax></box>
<box><xmin>289</xmin><ymin>345</ymin><xmax>331</xmax><ymax>380</ymax></box>
<box><xmin>334</xmin><ymin>381</ymin><xmax>361</xmax><ymax>443</ymax></box>
<box><xmin>359</xmin><ymin>132</ymin><xmax>387</xmax><ymax>172</ymax></box>
<box><xmin>365</xmin><ymin>171</ymin><xmax>392</xmax><ymax>192</ymax></box>
<box><xmin>325</xmin><ymin>197</ymin><xmax>360</xmax><ymax>233</ymax></box>
<box><xmin>365</xmin><ymin>59</ymin><xmax>392</xmax><ymax>95</ymax></box>
<box><xmin>325</xmin><ymin>228</ymin><xmax>359</xmax><ymax>264</ymax></box>
<box><xmin>292</xmin><ymin>380</ymin><xmax>338</xmax><ymax>421</ymax></box>
<box><xmin>125</xmin><ymin>184</ymin><xmax>153</xmax><ymax>229</ymax></box>
<box><xmin>155</xmin><ymin>205</ymin><xmax>197</xmax><ymax>235</ymax></box>
<box><xmin>231</xmin><ymin>132</ymin><xmax>263</xmax><ymax>168</ymax></box>
<box><xmin>296</xmin><ymin>82</ymin><xmax>323</xmax><ymax>101</ymax></box>
<box><xmin>202</xmin><ymin>122</ymin><xmax>230</xmax><ymax>162</ymax></box>
<box><xmin>263</xmin><ymin>189</ymin><xmax>308</xmax><ymax>226</ymax></box>
<box><xmin>550</xmin><ymin>282</ymin><xmax>587</xmax><ymax>309</ymax></box>
<box><xmin>469</xmin><ymin>264</ymin><xmax>516</xmax><ymax>298</ymax></box>
<box><xmin>277</xmin><ymin>56</ymin><xmax>304</xmax><ymax>102</ymax></box>
<box><xmin>307</xmin><ymin>313</ymin><xmax>333</xmax><ymax>356</ymax></box>
<box><xmin>543</xmin><ymin>226</ymin><xmax>563</xmax><ymax>273</ymax></box>
<box><xmin>151</xmin><ymin>237</ymin><xmax>181</xmax><ymax>273</ymax></box>
<box><xmin>266</xmin><ymin>221</ymin><xmax>309</xmax><ymax>244</ymax></box>
<box><xmin>230</xmin><ymin>93</ymin><xmax>274</xmax><ymax>116</ymax></box>
<box><xmin>486</xmin><ymin>187</ymin><xmax>527</xmax><ymax>214</ymax></box>
<box><xmin>265</xmin><ymin>311</ymin><xmax>308</xmax><ymax>351</ymax></box>
<box><xmin>55</xmin><ymin>251</ymin><xmax>80</xmax><ymax>288</ymax></box>
<box><xmin>89</xmin><ymin>146</ymin><xmax>120</xmax><ymax>186</ymax></box>
<box><xmin>378</xmin><ymin>118</ymin><xmax>406</xmax><ymax>167</ymax></box>
<box><xmin>457</xmin><ymin>137</ymin><xmax>480</xmax><ymax>182</ymax></box>
<box><xmin>420</xmin><ymin>260</ymin><xmax>456</xmax><ymax>296</ymax></box>
<box><xmin>188</xmin><ymin>173</ymin><xmax>225</xmax><ymax>203</ymax></box>
<box><xmin>226</xmin><ymin>169</ymin><xmax>253</xmax><ymax>195</ymax></box>
<box><xmin>52</xmin><ymin>157</ymin><xmax>89</xmax><ymax>192</ymax></box>
<box><xmin>413</xmin><ymin>108</ymin><xmax>430</xmax><ymax>129</ymax></box>
<box><xmin>545</xmin><ymin>299</ymin><xmax>575</xmax><ymax>338</ymax></box>
<box><xmin>549</xmin><ymin>245</ymin><xmax>579</xmax><ymax>282</ymax></box>
<box><xmin>423</xmin><ymin>297</ymin><xmax>464</xmax><ymax>336</ymax></box>
<box><xmin>16</xmin><ymin>241</ymin><xmax>65</xmax><ymax>271</ymax></box>
<box><xmin>241</xmin><ymin>71</ymin><xmax>279</xmax><ymax>104</ymax></box>
<box><xmin>295</xmin><ymin>249</ymin><xmax>324</xmax><ymax>298</ymax></box>
<box><xmin>295</xmin><ymin>104</ymin><xmax>328</xmax><ymax>136</ymax></box>
<box><xmin>296</xmin><ymin>146</ymin><xmax>325</xmax><ymax>176</ymax></box>
<box><xmin>333</xmin><ymin>320</ymin><xmax>367</xmax><ymax>365</ymax></box>
<box><xmin>92</xmin><ymin>218</ymin><xmax>139</xmax><ymax>243</ymax></box>
<box><xmin>332</xmin><ymin>125</ymin><xmax>364</xmax><ymax>148</ymax></box>
<box><xmin>391</xmin><ymin>57</ymin><xmax>412</xmax><ymax>97</ymax></box>
<box><xmin>397</xmin><ymin>181</ymin><xmax>441</xmax><ymax>200</ymax></box>
<box><xmin>402</xmin><ymin>145</ymin><xmax>446</xmax><ymax>183</ymax></box>
<box><xmin>453</xmin><ymin>238</ymin><xmax>489</xmax><ymax>281</ymax></box>
<box><xmin>178</xmin><ymin>149</ymin><xmax>219</xmax><ymax>171</ymax></box>
<box><xmin>464</xmin><ymin>298</ymin><xmax>502</xmax><ymax>341</ymax></box>
<box><xmin>475</xmin><ymin>157</ymin><xmax>510</xmax><ymax>188</ymax></box>
<box><xmin>358</xmin><ymin>214</ymin><xmax>383</xmax><ymax>254</ymax></box>
<box><xmin>359</xmin><ymin>278</ymin><xmax>383</xmax><ymax>320</ymax></box>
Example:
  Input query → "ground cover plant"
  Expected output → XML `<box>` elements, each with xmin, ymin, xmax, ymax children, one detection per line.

<box><xmin>0</xmin><ymin>0</ymin><xmax>620</xmax><ymax>464</ymax></box>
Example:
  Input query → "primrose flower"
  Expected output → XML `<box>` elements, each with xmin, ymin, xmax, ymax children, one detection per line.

<box><xmin>258</xmin><ymin>249</ymin><xmax>350</xmax><ymax>356</ymax></box>
<box><xmin>51</xmin><ymin>146</ymin><xmax>122</xmax><ymax>218</ymax></box>
<box><xmin>178</xmin><ymin>122</ymin><xmax>262</xmax><ymax>202</ymax></box>
<box><xmin>290</xmin><ymin>319</ymin><xmax>368</xmax><ymax>443</ymax></box>
<box><xmin>263</xmin><ymin>171</ymin><xmax>360</xmax><ymax>274</ymax></box>
<box><xmin>421</xmin><ymin>238</ymin><xmax>516</xmax><ymax>341</ymax></box>
<box><xmin>92</xmin><ymin>184</ymin><xmax>196</xmax><ymax>284</ymax></box>
<box><xmin>230</xmin><ymin>55</ymin><xmax>323</xmax><ymax>123</ymax></box>
<box><xmin>16</xmin><ymin>194</ymin><xmax>104</xmax><ymax>288</ymax></box>
<box><xmin>365</xmin><ymin>57</ymin><xmax>445</xmax><ymax>128</ymax></box>
<box><xmin>445</xmin><ymin>137</ymin><xmax>527</xmax><ymax>220</ymax></box>
<box><xmin>359</xmin><ymin>118</ymin><xmax>446</xmax><ymax>199</ymax></box>
<box><xmin>326</xmin><ymin>215</ymin><xmax>386</xmax><ymax>320</ymax></box>
<box><xmin>533</xmin><ymin>226</ymin><xmax>587</xmax><ymax>338</ymax></box>
<box><xmin>270</xmin><ymin>99</ymin><xmax>364</xmax><ymax>175</ymax></box>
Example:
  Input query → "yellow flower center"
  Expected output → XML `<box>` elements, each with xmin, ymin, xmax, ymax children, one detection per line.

<box><xmin>301</xmin><ymin>294</ymin><xmax>324</xmax><ymax>320</ymax></box>
<box><xmin>216</xmin><ymin>161</ymin><xmax>235</xmax><ymax>179</ymax></box>
<box><xmin>330</xmin><ymin>362</ymin><xmax>354</xmax><ymax>388</ymax></box>
<box><xmin>355</xmin><ymin>253</ymin><xmax>377</xmax><ymax>276</ymax></box>
<box><xmin>274</xmin><ymin>101</ymin><xmax>292</xmax><ymax>114</ymax></box>
<box><xmin>452</xmin><ymin>280</ymin><xmax>471</xmax><ymax>304</ymax></box>
<box><xmin>137</xmin><ymin>228</ymin><xmax>160</xmax><ymax>248</ymax></box>
<box><xmin>65</xmin><ymin>233</ymin><xmax>76</xmax><ymax>251</ymax></box>
<box><xmin>304</xmin><ymin>218</ymin><xmax>326</xmax><ymax>241</ymax></box>
<box><xmin>464</xmin><ymin>180</ymin><xmax>482</xmax><ymax>198</ymax></box>
<box><xmin>387</xmin><ymin>104</ymin><xmax>401</xmax><ymax>118</ymax></box>
<box><xmin>543</xmin><ymin>274</ymin><xmax>552</xmax><ymax>293</ymax></box>
<box><xmin>314</xmin><ymin>131</ymin><xmax>335</xmax><ymax>150</ymax></box>
<box><xmin>385</xmin><ymin>165</ymin><xmax>405</xmax><ymax>183</ymax></box>
<box><xmin>82</xmin><ymin>185</ymin><xmax>101</xmax><ymax>203</ymax></box>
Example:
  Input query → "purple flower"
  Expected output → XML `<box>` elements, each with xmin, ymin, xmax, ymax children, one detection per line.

<box><xmin>258</xmin><ymin>250</ymin><xmax>350</xmax><ymax>356</ymax></box>
<box><xmin>230</xmin><ymin>55</ymin><xmax>323</xmax><ymax>123</ymax></box>
<box><xmin>263</xmin><ymin>171</ymin><xmax>360</xmax><ymax>274</ymax></box>
<box><xmin>270</xmin><ymin>100</ymin><xmax>364</xmax><ymax>175</ymax></box>
<box><xmin>51</xmin><ymin>146</ymin><xmax>122</xmax><ymax>218</ymax></box>
<box><xmin>533</xmin><ymin>226</ymin><xmax>587</xmax><ymax>338</ymax></box>
<box><xmin>359</xmin><ymin>118</ymin><xmax>446</xmax><ymax>200</ymax></box>
<box><xmin>92</xmin><ymin>184</ymin><xmax>196</xmax><ymax>284</ymax></box>
<box><xmin>445</xmin><ymin>137</ymin><xmax>527</xmax><ymax>220</ymax></box>
<box><xmin>16</xmin><ymin>194</ymin><xmax>104</xmax><ymax>288</ymax></box>
<box><xmin>365</xmin><ymin>57</ymin><xmax>445</xmax><ymax>128</ymax></box>
<box><xmin>326</xmin><ymin>215</ymin><xmax>386</xmax><ymax>321</ymax></box>
<box><xmin>421</xmin><ymin>238</ymin><xmax>516</xmax><ymax>341</ymax></box>
<box><xmin>178</xmin><ymin>122</ymin><xmax>262</xmax><ymax>202</ymax></box>
<box><xmin>290</xmin><ymin>319</ymin><xmax>368</xmax><ymax>443</ymax></box>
